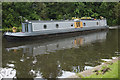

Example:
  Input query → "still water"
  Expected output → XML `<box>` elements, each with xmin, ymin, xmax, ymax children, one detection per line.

<box><xmin>1</xmin><ymin>29</ymin><xmax>118</xmax><ymax>78</ymax></box>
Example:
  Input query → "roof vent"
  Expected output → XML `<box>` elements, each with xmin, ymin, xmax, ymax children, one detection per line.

<box><xmin>74</xmin><ymin>19</ymin><xmax>79</xmax><ymax>21</ymax></box>
<box><xmin>25</xmin><ymin>20</ymin><xmax>28</xmax><ymax>22</ymax></box>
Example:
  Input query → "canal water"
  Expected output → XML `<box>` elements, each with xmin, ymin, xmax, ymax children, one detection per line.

<box><xmin>1</xmin><ymin>29</ymin><xmax>118</xmax><ymax>78</ymax></box>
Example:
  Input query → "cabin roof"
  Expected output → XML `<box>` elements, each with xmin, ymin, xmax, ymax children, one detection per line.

<box><xmin>26</xmin><ymin>20</ymin><xmax>74</xmax><ymax>23</ymax></box>
<box><xmin>24</xmin><ymin>19</ymin><xmax>101</xmax><ymax>24</ymax></box>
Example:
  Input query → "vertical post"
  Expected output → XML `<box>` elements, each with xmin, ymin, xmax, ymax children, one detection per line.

<box><xmin>74</xmin><ymin>22</ymin><xmax>77</xmax><ymax>28</ymax></box>
<box><xmin>22</xmin><ymin>23</ymin><xmax>25</xmax><ymax>32</ymax></box>
<box><xmin>0</xmin><ymin>2</ymin><xmax>2</xmax><ymax>68</ymax></box>
<box><xmin>19</xmin><ymin>16</ymin><xmax>22</xmax><ymax>24</ymax></box>
<box><xmin>80</xmin><ymin>22</ymin><xmax>83</xmax><ymax>28</ymax></box>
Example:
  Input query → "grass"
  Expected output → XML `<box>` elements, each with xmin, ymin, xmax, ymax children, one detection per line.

<box><xmin>0</xmin><ymin>28</ymin><xmax>2</xmax><ymax>31</ymax></box>
<box><xmin>85</xmin><ymin>60</ymin><xmax>119</xmax><ymax>78</ymax></box>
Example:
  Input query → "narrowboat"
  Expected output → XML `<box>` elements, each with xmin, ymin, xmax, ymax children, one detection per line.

<box><xmin>3</xmin><ymin>17</ymin><xmax>109</xmax><ymax>41</ymax></box>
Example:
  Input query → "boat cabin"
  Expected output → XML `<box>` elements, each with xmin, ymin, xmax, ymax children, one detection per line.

<box><xmin>22</xmin><ymin>19</ymin><xmax>107</xmax><ymax>33</ymax></box>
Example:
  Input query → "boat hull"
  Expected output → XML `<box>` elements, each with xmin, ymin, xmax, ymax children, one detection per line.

<box><xmin>3</xmin><ymin>26</ymin><xmax>109</xmax><ymax>41</ymax></box>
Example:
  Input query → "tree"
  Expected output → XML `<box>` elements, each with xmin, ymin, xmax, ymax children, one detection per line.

<box><xmin>2</xmin><ymin>2</ymin><xmax>119</xmax><ymax>28</ymax></box>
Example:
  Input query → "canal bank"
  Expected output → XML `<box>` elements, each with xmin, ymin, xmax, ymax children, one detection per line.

<box><xmin>68</xmin><ymin>57</ymin><xmax>119</xmax><ymax>78</ymax></box>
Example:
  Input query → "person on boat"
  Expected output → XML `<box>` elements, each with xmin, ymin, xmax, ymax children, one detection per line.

<box><xmin>100</xmin><ymin>16</ymin><xmax>104</xmax><ymax>20</ymax></box>
<box><xmin>12</xmin><ymin>27</ymin><xmax>17</xmax><ymax>33</ymax></box>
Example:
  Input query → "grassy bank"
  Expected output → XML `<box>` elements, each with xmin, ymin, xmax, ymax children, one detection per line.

<box><xmin>84</xmin><ymin>60</ymin><xmax>119</xmax><ymax>78</ymax></box>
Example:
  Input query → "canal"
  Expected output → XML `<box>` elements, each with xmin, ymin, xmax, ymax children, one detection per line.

<box><xmin>1</xmin><ymin>29</ymin><xmax>118</xmax><ymax>78</ymax></box>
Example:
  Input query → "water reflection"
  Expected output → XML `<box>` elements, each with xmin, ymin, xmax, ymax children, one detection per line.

<box><xmin>6</xmin><ymin>31</ymin><xmax>107</xmax><ymax>56</ymax></box>
<box><xmin>0</xmin><ymin>67</ymin><xmax>16</xmax><ymax>79</ymax></box>
<box><xmin>2</xmin><ymin>30</ymin><xmax>118</xmax><ymax>78</ymax></box>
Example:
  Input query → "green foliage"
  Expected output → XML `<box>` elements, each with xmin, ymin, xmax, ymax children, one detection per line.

<box><xmin>2</xmin><ymin>2</ymin><xmax>120</xmax><ymax>29</ymax></box>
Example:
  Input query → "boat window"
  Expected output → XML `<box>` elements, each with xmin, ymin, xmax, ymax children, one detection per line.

<box><xmin>76</xmin><ymin>22</ymin><xmax>80</xmax><ymax>28</ymax></box>
<box><xmin>28</xmin><ymin>23</ymin><xmax>32</xmax><ymax>32</ymax></box>
<box><xmin>97</xmin><ymin>22</ymin><xmax>99</xmax><ymax>25</ymax></box>
<box><xmin>44</xmin><ymin>25</ymin><xmax>47</xmax><ymax>29</ymax></box>
<box><xmin>56</xmin><ymin>24</ymin><xmax>59</xmax><ymax>28</ymax></box>
<box><xmin>25</xmin><ymin>24</ymin><xmax>28</xmax><ymax>32</ymax></box>
<box><xmin>71</xmin><ymin>24</ymin><xmax>73</xmax><ymax>27</ymax></box>
<box><xmin>83</xmin><ymin>23</ymin><xmax>86</xmax><ymax>26</ymax></box>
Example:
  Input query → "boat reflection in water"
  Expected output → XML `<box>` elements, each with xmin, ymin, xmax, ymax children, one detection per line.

<box><xmin>3</xmin><ymin>30</ymin><xmax>108</xmax><ymax>78</ymax></box>
<box><xmin>6</xmin><ymin>31</ymin><xmax>107</xmax><ymax>56</ymax></box>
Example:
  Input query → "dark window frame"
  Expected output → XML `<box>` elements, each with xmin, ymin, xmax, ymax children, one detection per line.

<box><xmin>56</xmin><ymin>24</ymin><xmax>59</xmax><ymax>28</ymax></box>
<box><xmin>44</xmin><ymin>25</ymin><xmax>47</xmax><ymax>29</ymax></box>
<box><xmin>83</xmin><ymin>23</ymin><xmax>86</xmax><ymax>26</ymax></box>
<box><xmin>97</xmin><ymin>22</ymin><xmax>99</xmax><ymax>25</ymax></box>
<box><xmin>71</xmin><ymin>24</ymin><xmax>73</xmax><ymax>27</ymax></box>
